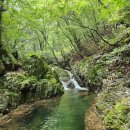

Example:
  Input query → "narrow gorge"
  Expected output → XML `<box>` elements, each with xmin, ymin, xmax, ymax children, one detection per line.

<box><xmin>0</xmin><ymin>0</ymin><xmax>130</xmax><ymax>130</ymax></box>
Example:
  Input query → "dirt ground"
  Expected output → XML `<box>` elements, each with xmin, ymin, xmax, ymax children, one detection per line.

<box><xmin>85</xmin><ymin>102</ymin><xmax>105</xmax><ymax>130</ymax></box>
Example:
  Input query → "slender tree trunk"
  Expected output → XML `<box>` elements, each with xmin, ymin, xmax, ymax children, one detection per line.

<box><xmin>0</xmin><ymin>0</ymin><xmax>5</xmax><ymax>47</ymax></box>
<box><xmin>51</xmin><ymin>48</ymin><xmax>61</xmax><ymax>67</ymax></box>
<box><xmin>0</xmin><ymin>2</ymin><xmax>3</xmax><ymax>48</ymax></box>
<box><xmin>57</xmin><ymin>22</ymin><xmax>83</xmax><ymax>58</ymax></box>
<box><xmin>0</xmin><ymin>0</ymin><xmax>5</xmax><ymax>59</ymax></box>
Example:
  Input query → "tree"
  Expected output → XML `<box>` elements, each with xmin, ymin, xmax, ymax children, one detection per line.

<box><xmin>0</xmin><ymin>0</ymin><xmax>5</xmax><ymax>48</ymax></box>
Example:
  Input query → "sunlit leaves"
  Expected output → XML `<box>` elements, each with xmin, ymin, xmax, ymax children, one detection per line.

<box><xmin>2</xmin><ymin>0</ymin><xmax>130</xmax><ymax>59</ymax></box>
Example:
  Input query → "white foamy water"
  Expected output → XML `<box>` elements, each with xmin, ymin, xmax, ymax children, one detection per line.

<box><xmin>61</xmin><ymin>70</ymin><xmax>88</xmax><ymax>91</ymax></box>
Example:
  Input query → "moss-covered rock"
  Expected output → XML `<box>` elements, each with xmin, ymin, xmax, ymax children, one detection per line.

<box><xmin>53</xmin><ymin>67</ymin><xmax>70</xmax><ymax>82</ymax></box>
<box><xmin>0</xmin><ymin>73</ymin><xmax>63</xmax><ymax>113</ymax></box>
<box><xmin>0</xmin><ymin>54</ymin><xmax>64</xmax><ymax>115</ymax></box>
<box><xmin>23</xmin><ymin>55</ymin><xmax>51</xmax><ymax>79</ymax></box>
<box><xmin>36</xmin><ymin>78</ymin><xmax>64</xmax><ymax>98</ymax></box>
<box><xmin>0</xmin><ymin>90</ymin><xmax>9</xmax><ymax>113</ymax></box>
<box><xmin>3</xmin><ymin>72</ymin><xmax>26</xmax><ymax>92</ymax></box>
<box><xmin>1</xmin><ymin>48</ymin><xmax>20</xmax><ymax>71</ymax></box>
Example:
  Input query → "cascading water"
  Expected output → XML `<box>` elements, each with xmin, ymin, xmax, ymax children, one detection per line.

<box><xmin>61</xmin><ymin>70</ymin><xmax>88</xmax><ymax>91</ymax></box>
<box><xmin>61</xmin><ymin>81</ymin><xmax>70</xmax><ymax>90</ymax></box>
<box><xmin>70</xmin><ymin>78</ymin><xmax>88</xmax><ymax>91</ymax></box>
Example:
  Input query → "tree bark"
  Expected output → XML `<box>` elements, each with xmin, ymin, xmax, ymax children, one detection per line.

<box><xmin>0</xmin><ymin>1</ymin><xmax>3</xmax><ymax>48</ymax></box>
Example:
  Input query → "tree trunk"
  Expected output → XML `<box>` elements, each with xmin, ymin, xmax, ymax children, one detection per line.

<box><xmin>0</xmin><ymin>1</ymin><xmax>19</xmax><ymax>72</ymax></box>
<box><xmin>0</xmin><ymin>0</ymin><xmax>5</xmax><ymax>54</ymax></box>
<box><xmin>0</xmin><ymin>2</ymin><xmax>2</xmax><ymax>48</ymax></box>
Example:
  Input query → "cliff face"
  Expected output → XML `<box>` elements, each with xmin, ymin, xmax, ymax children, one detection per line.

<box><xmin>0</xmin><ymin>55</ymin><xmax>64</xmax><ymax>115</ymax></box>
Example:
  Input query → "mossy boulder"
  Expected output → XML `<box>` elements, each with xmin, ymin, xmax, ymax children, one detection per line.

<box><xmin>3</xmin><ymin>72</ymin><xmax>27</xmax><ymax>92</ymax></box>
<box><xmin>0</xmin><ymin>54</ymin><xmax>64</xmax><ymax>114</ymax></box>
<box><xmin>53</xmin><ymin>67</ymin><xmax>70</xmax><ymax>82</ymax></box>
<box><xmin>0</xmin><ymin>90</ymin><xmax>9</xmax><ymax>113</ymax></box>
<box><xmin>37</xmin><ymin>78</ymin><xmax>64</xmax><ymax>98</ymax></box>
<box><xmin>23</xmin><ymin>55</ymin><xmax>51</xmax><ymax>79</ymax></box>
<box><xmin>1</xmin><ymin>49</ymin><xmax>20</xmax><ymax>71</ymax></box>
<box><xmin>0</xmin><ymin>69</ymin><xmax>63</xmax><ymax>114</ymax></box>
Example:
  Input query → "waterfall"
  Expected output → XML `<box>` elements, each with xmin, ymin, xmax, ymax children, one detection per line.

<box><xmin>61</xmin><ymin>70</ymin><xmax>88</xmax><ymax>91</ymax></box>
<box><xmin>70</xmin><ymin>77</ymin><xmax>88</xmax><ymax>91</ymax></box>
<box><xmin>61</xmin><ymin>81</ymin><xmax>70</xmax><ymax>90</ymax></box>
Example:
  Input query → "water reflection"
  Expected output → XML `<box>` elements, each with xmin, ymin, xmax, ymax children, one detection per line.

<box><xmin>15</xmin><ymin>90</ymin><xmax>93</xmax><ymax>130</ymax></box>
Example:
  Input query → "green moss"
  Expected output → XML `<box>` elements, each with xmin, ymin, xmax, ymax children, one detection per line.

<box><xmin>72</xmin><ymin>58</ymin><xmax>105</xmax><ymax>89</ymax></box>
<box><xmin>53</xmin><ymin>67</ymin><xmax>70</xmax><ymax>81</ymax></box>
<box><xmin>0</xmin><ymin>54</ymin><xmax>64</xmax><ymax>114</ymax></box>
<box><xmin>2</xmin><ymin>71</ymin><xmax>63</xmax><ymax>108</ymax></box>
<box><xmin>23</xmin><ymin>55</ymin><xmax>51</xmax><ymax>79</ymax></box>
<box><xmin>3</xmin><ymin>72</ymin><xmax>26</xmax><ymax>92</ymax></box>
<box><xmin>104</xmin><ymin>100</ymin><xmax>129</xmax><ymax>130</ymax></box>
<box><xmin>36</xmin><ymin>77</ymin><xmax>63</xmax><ymax>98</ymax></box>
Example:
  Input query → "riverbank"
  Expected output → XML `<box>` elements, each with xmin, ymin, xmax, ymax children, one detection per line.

<box><xmin>85</xmin><ymin>100</ymin><xmax>104</xmax><ymax>130</ymax></box>
<box><xmin>0</xmin><ymin>97</ymin><xmax>60</xmax><ymax>130</ymax></box>
<box><xmin>72</xmin><ymin>29</ymin><xmax>130</xmax><ymax>130</ymax></box>
<box><xmin>0</xmin><ymin>90</ymin><xmax>94</xmax><ymax>130</ymax></box>
<box><xmin>0</xmin><ymin>55</ymin><xmax>64</xmax><ymax>117</ymax></box>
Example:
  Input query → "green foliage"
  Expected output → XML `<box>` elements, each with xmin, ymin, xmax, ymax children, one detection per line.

<box><xmin>37</xmin><ymin>78</ymin><xmax>63</xmax><ymax>98</ymax></box>
<box><xmin>53</xmin><ymin>67</ymin><xmax>70</xmax><ymax>81</ymax></box>
<box><xmin>73</xmin><ymin>58</ymin><xmax>105</xmax><ymax>86</ymax></box>
<box><xmin>86</xmin><ymin>64</ymin><xmax>104</xmax><ymax>85</ymax></box>
<box><xmin>118</xmin><ymin>6</ymin><xmax>130</xmax><ymax>25</ymax></box>
<box><xmin>20</xmin><ymin>76</ymin><xmax>37</xmax><ymax>89</ymax></box>
<box><xmin>104</xmin><ymin>100</ymin><xmax>129</xmax><ymax>130</ymax></box>
<box><xmin>2</xmin><ymin>0</ymin><xmax>130</xmax><ymax>61</ymax></box>
<box><xmin>1</xmin><ymin>67</ymin><xmax>63</xmax><ymax>110</ymax></box>
<box><xmin>111</xmin><ymin>43</ymin><xmax>130</xmax><ymax>56</ymax></box>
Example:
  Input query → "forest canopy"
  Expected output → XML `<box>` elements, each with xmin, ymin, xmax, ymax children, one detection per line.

<box><xmin>1</xmin><ymin>0</ymin><xmax>130</xmax><ymax>62</ymax></box>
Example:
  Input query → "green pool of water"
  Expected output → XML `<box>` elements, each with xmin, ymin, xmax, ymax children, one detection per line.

<box><xmin>14</xmin><ymin>89</ymin><xmax>94</xmax><ymax>130</ymax></box>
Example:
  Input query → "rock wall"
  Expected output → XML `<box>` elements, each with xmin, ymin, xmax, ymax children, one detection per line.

<box><xmin>0</xmin><ymin>55</ymin><xmax>64</xmax><ymax>115</ymax></box>
<box><xmin>72</xmin><ymin>41</ymin><xmax>130</xmax><ymax>129</ymax></box>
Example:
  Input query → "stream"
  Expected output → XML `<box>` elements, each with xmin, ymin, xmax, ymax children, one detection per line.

<box><xmin>1</xmin><ymin>72</ymin><xmax>94</xmax><ymax>130</ymax></box>
<box><xmin>13</xmin><ymin>89</ymin><xmax>93</xmax><ymax>130</ymax></box>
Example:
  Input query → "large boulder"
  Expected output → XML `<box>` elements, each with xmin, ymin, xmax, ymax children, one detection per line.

<box><xmin>53</xmin><ymin>67</ymin><xmax>70</xmax><ymax>82</ymax></box>
<box><xmin>0</xmin><ymin>55</ymin><xmax>64</xmax><ymax>114</ymax></box>
<box><xmin>0</xmin><ymin>90</ymin><xmax>9</xmax><ymax>113</ymax></box>
<box><xmin>0</xmin><ymin>68</ymin><xmax>63</xmax><ymax>114</ymax></box>
<box><xmin>23</xmin><ymin>55</ymin><xmax>51</xmax><ymax>79</ymax></box>
<box><xmin>0</xmin><ymin>48</ymin><xmax>20</xmax><ymax>71</ymax></box>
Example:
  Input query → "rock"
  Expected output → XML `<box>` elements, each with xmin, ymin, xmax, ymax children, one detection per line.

<box><xmin>23</xmin><ymin>55</ymin><xmax>51</xmax><ymax>79</ymax></box>
<box><xmin>0</xmin><ymin>92</ymin><xmax>9</xmax><ymax>113</ymax></box>
<box><xmin>0</xmin><ymin>54</ymin><xmax>64</xmax><ymax>115</ymax></box>
<box><xmin>0</xmin><ymin>113</ymin><xmax>3</xmax><ymax>118</ymax></box>
<box><xmin>53</xmin><ymin>67</ymin><xmax>70</xmax><ymax>82</ymax></box>
<box><xmin>0</xmin><ymin>69</ymin><xmax>63</xmax><ymax>114</ymax></box>
<box><xmin>68</xmin><ymin>82</ymin><xmax>75</xmax><ymax>88</ymax></box>
<box><xmin>78</xmin><ymin>91</ymin><xmax>88</xmax><ymax>97</ymax></box>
